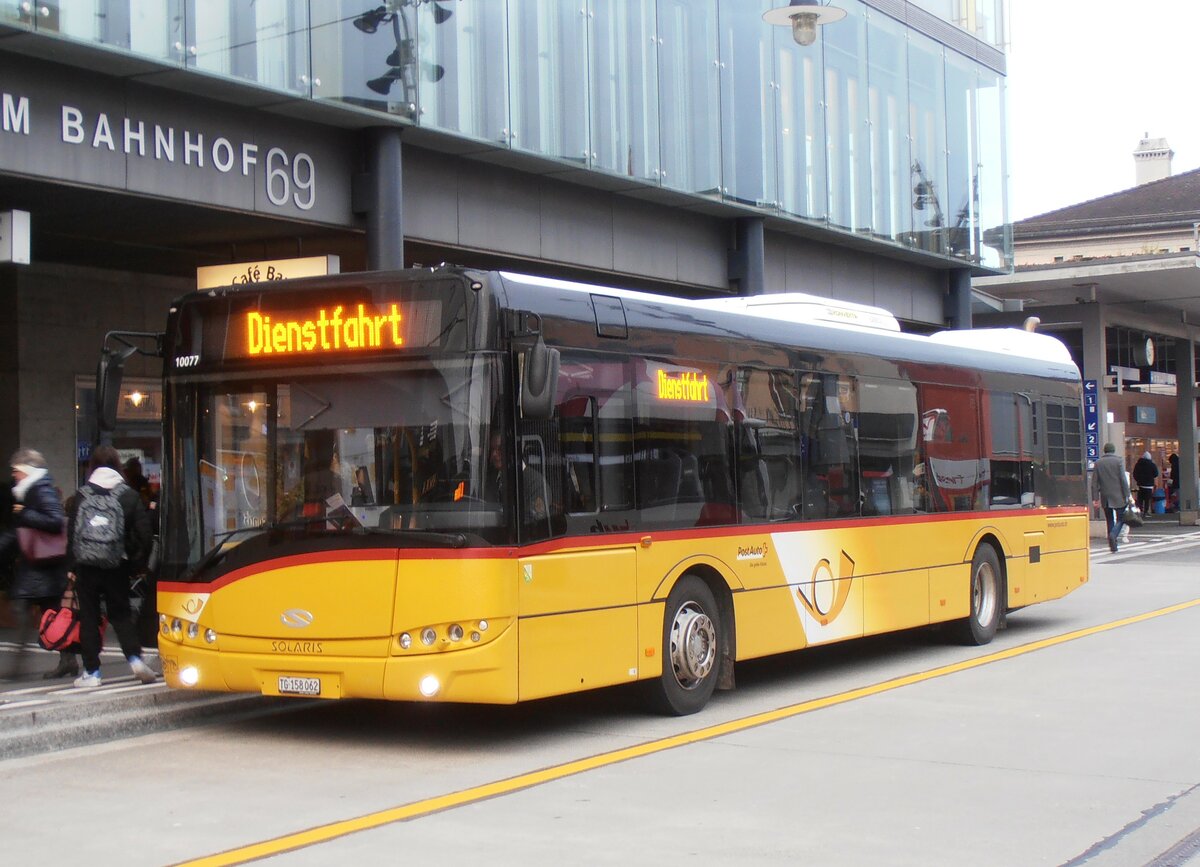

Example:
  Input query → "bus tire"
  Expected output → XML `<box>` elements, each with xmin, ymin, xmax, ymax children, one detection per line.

<box><xmin>955</xmin><ymin>544</ymin><xmax>1002</xmax><ymax>646</ymax></box>
<box><xmin>647</xmin><ymin>576</ymin><xmax>722</xmax><ymax>716</ymax></box>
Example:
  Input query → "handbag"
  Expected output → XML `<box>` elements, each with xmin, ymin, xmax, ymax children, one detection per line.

<box><xmin>37</xmin><ymin>583</ymin><xmax>106</xmax><ymax>652</ymax></box>
<box><xmin>17</xmin><ymin>524</ymin><xmax>68</xmax><ymax>563</ymax></box>
<box><xmin>1123</xmin><ymin>503</ymin><xmax>1145</xmax><ymax>528</ymax></box>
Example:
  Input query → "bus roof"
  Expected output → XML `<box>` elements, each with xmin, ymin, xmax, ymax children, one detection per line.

<box><xmin>497</xmin><ymin>271</ymin><xmax>1080</xmax><ymax>381</ymax></box>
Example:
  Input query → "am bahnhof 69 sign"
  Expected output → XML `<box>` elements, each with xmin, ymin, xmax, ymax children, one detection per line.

<box><xmin>0</xmin><ymin>54</ymin><xmax>354</xmax><ymax>226</ymax></box>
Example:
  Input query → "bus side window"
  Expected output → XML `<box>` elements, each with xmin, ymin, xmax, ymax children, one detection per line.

<box><xmin>1043</xmin><ymin>397</ymin><xmax>1085</xmax><ymax>506</ymax></box>
<box><xmin>858</xmin><ymin>377</ymin><xmax>918</xmax><ymax>516</ymax></box>
<box><xmin>735</xmin><ymin>368</ymin><xmax>803</xmax><ymax>523</ymax></box>
<box><xmin>917</xmin><ymin>383</ymin><xmax>985</xmax><ymax>512</ymax></box>
<box><xmin>800</xmin><ymin>372</ymin><xmax>861</xmax><ymax>519</ymax></box>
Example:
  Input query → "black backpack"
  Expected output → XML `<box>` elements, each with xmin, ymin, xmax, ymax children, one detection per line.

<box><xmin>72</xmin><ymin>483</ymin><xmax>129</xmax><ymax>568</ymax></box>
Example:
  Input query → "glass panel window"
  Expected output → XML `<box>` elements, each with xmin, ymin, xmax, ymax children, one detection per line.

<box><xmin>824</xmin><ymin>0</ymin><xmax>870</xmax><ymax>232</ymax></box>
<box><xmin>865</xmin><ymin>8</ymin><xmax>910</xmax><ymax>243</ymax></box>
<box><xmin>657</xmin><ymin>0</ymin><xmax>720</xmax><ymax>195</ymax></box>
<box><xmin>976</xmin><ymin>66</ymin><xmax>1009</xmax><ymax>268</ymax></box>
<box><xmin>774</xmin><ymin>20</ymin><xmax>826</xmax><ymax>220</ymax></box>
<box><xmin>917</xmin><ymin>383</ymin><xmax>984</xmax><ymax>512</ymax></box>
<box><xmin>858</xmin><ymin>377</ymin><xmax>917</xmax><ymax>516</ymax></box>
<box><xmin>508</xmin><ymin>0</ymin><xmax>590</xmax><ymax>163</ymax></box>
<box><xmin>907</xmin><ymin>30</ymin><xmax>947</xmax><ymax>255</ymax></box>
<box><xmin>944</xmin><ymin>49</ymin><xmax>978</xmax><ymax>262</ymax></box>
<box><xmin>589</xmin><ymin>0</ymin><xmax>659</xmax><ymax>181</ymax></box>
<box><xmin>735</xmin><ymin>369</ymin><xmax>803</xmax><ymax>523</ymax></box>
<box><xmin>420</xmin><ymin>0</ymin><xmax>509</xmax><ymax>143</ymax></box>
<box><xmin>186</xmin><ymin>0</ymin><xmax>309</xmax><ymax>94</ymax></box>
<box><xmin>310</xmin><ymin>0</ymin><xmax>419</xmax><ymax>117</ymax></box>
<box><xmin>718</xmin><ymin>0</ymin><xmax>776</xmax><ymax>207</ymax></box>
<box><xmin>799</xmin><ymin>372</ymin><xmax>860</xmax><ymax>519</ymax></box>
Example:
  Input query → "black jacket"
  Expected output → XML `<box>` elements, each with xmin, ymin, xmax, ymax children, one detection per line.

<box><xmin>1132</xmin><ymin>457</ymin><xmax>1159</xmax><ymax>489</ymax></box>
<box><xmin>66</xmin><ymin>481</ymin><xmax>153</xmax><ymax>573</ymax></box>
<box><xmin>0</xmin><ymin>474</ymin><xmax>68</xmax><ymax>600</ymax></box>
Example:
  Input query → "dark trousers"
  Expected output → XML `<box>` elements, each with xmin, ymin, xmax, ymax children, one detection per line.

<box><xmin>1137</xmin><ymin>486</ymin><xmax>1153</xmax><ymax>515</ymax></box>
<box><xmin>1103</xmin><ymin>504</ymin><xmax>1127</xmax><ymax>542</ymax></box>
<box><xmin>76</xmin><ymin>563</ymin><xmax>141</xmax><ymax>674</ymax></box>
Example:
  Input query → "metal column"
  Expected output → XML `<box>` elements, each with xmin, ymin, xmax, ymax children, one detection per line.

<box><xmin>945</xmin><ymin>269</ymin><xmax>973</xmax><ymax>329</ymax></box>
<box><xmin>365</xmin><ymin>127</ymin><xmax>405</xmax><ymax>272</ymax></box>
<box><xmin>729</xmin><ymin>217</ymin><xmax>765</xmax><ymax>295</ymax></box>
<box><xmin>1176</xmin><ymin>332</ymin><xmax>1198</xmax><ymax>523</ymax></box>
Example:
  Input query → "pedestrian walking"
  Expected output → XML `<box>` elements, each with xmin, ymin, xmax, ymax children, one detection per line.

<box><xmin>1132</xmin><ymin>451</ymin><xmax>1158</xmax><ymax>515</ymax></box>
<box><xmin>0</xmin><ymin>448</ymin><xmax>77</xmax><ymax>680</ymax></box>
<box><xmin>1092</xmin><ymin>442</ymin><xmax>1132</xmax><ymax>553</ymax></box>
<box><xmin>67</xmin><ymin>444</ymin><xmax>156</xmax><ymax>688</ymax></box>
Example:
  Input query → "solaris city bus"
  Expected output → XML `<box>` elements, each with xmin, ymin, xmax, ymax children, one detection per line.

<box><xmin>99</xmin><ymin>267</ymin><xmax>1089</xmax><ymax>714</ymax></box>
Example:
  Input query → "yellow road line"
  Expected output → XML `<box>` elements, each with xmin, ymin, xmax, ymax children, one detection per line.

<box><xmin>174</xmin><ymin>597</ymin><xmax>1200</xmax><ymax>867</ymax></box>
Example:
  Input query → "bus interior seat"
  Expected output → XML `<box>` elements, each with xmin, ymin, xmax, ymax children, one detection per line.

<box><xmin>739</xmin><ymin>458</ymin><xmax>771</xmax><ymax>519</ymax></box>
<box><xmin>639</xmin><ymin>451</ymin><xmax>682</xmax><ymax>507</ymax></box>
<box><xmin>676</xmin><ymin>451</ymin><xmax>703</xmax><ymax>501</ymax></box>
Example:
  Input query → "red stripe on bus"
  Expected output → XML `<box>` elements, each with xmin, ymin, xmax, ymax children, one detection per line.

<box><xmin>158</xmin><ymin>507</ymin><xmax>1085</xmax><ymax>594</ymax></box>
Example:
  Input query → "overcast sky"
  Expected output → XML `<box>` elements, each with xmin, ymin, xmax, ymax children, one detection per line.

<box><xmin>1006</xmin><ymin>0</ymin><xmax>1200</xmax><ymax>221</ymax></box>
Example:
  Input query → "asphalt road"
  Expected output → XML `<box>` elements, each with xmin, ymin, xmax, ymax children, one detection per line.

<box><xmin>2</xmin><ymin>531</ymin><xmax>1200</xmax><ymax>867</ymax></box>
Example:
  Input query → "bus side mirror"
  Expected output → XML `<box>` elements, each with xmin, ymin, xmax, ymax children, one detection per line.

<box><xmin>96</xmin><ymin>346</ymin><xmax>135</xmax><ymax>432</ymax></box>
<box><xmin>521</xmin><ymin>335</ymin><xmax>560</xmax><ymax>420</ymax></box>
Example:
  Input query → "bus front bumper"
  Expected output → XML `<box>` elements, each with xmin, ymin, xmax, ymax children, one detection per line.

<box><xmin>158</xmin><ymin>624</ymin><xmax>518</xmax><ymax>704</ymax></box>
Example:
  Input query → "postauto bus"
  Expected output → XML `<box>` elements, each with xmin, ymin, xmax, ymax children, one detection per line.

<box><xmin>107</xmin><ymin>267</ymin><xmax>1088</xmax><ymax>714</ymax></box>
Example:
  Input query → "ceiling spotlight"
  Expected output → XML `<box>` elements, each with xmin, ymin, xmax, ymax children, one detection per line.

<box><xmin>763</xmin><ymin>0</ymin><xmax>846</xmax><ymax>47</ymax></box>
<box><xmin>367</xmin><ymin>68</ymin><xmax>404</xmax><ymax>95</ymax></box>
<box><xmin>353</xmin><ymin>6</ymin><xmax>390</xmax><ymax>35</ymax></box>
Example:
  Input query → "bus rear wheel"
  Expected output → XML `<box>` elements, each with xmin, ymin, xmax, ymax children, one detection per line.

<box><xmin>954</xmin><ymin>544</ymin><xmax>1002</xmax><ymax>646</ymax></box>
<box><xmin>647</xmin><ymin>576</ymin><xmax>721</xmax><ymax>716</ymax></box>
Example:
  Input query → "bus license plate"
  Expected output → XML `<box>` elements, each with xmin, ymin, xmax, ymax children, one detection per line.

<box><xmin>277</xmin><ymin>676</ymin><xmax>320</xmax><ymax>696</ymax></box>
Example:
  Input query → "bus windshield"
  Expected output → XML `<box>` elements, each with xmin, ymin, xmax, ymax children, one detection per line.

<box><xmin>163</xmin><ymin>355</ymin><xmax>511</xmax><ymax>579</ymax></box>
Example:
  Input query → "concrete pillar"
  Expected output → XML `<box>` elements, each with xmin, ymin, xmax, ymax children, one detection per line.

<box><xmin>365</xmin><ymin>127</ymin><xmax>405</xmax><ymax>272</ymax></box>
<box><xmin>728</xmin><ymin>218</ymin><xmax>765</xmax><ymax>295</ymax></box>
<box><xmin>1176</xmin><ymin>333</ymin><xmax>1198</xmax><ymax>523</ymax></box>
<box><xmin>0</xmin><ymin>268</ymin><xmax>17</xmax><ymax>462</ymax></box>
<box><xmin>1080</xmin><ymin>303</ymin><xmax>1108</xmax><ymax>446</ymax></box>
<box><xmin>945</xmin><ymin>269</ymin><xmax>972</xmax><ymax>329</ymax></box>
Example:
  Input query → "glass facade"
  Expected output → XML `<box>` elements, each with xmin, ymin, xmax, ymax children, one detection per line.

<box><xmin>14</xmin><ymin>0</ymin><xmax>1010</xmax><ymax>268</ymax></box>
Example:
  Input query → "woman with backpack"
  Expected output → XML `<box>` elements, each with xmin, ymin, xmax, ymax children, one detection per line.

<box><xmin>0</xmin><ymin>447</ymin><xmax>76</xmax><ymax>680</ymax></box>
<box><xmin>67</xmin><ymin>444</ymin><xmax>156</xmax><ymax>688</ymax></box>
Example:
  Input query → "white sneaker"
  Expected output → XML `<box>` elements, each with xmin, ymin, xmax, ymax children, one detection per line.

<box><xmin>73</xmin><ymin>671</ymin><xmax>101</xmax><ymax>689</ymax></box>
<box><xmin>129</xmin><ymin>657</ymin><xmax>157</xmax><ymax>684</ymax></box>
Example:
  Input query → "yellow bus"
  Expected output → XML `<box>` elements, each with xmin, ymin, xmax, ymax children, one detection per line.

<box><xmin>108</xmin><ymin>268</ymin><xmax>1088</xmax><ymax>715</ymax></box>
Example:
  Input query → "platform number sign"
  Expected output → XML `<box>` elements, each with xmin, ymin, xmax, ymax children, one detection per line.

<box><xmin>1083</xmin><ymin>380</ymin><xmax>1099</xmax><ymax>467</ymax></box>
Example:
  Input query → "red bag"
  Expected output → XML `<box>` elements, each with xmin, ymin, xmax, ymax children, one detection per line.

<box><xmin>37</xmin><ymin>585</ymin><xmax>105</xmax><ymax>652</ymax></box>
<box><xmin>17</xmin><ymin>524</ymin><xmax>68</xmax><ymax>563</ymax></box>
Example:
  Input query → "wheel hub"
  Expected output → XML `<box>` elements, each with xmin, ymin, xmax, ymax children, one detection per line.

<box><xmin>669</xmin><ymin>603</ymin><xmax>717</xmax><ymax>689</ymax></box>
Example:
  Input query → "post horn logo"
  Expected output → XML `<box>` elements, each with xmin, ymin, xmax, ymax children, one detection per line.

<box><xmin>795</xmin><ymin>550</ymin><xmax>855</xmax><ymax>626</ymax></box>
<box><xmin>280</xmin><ymin>609</ymin><xmax>314</xmax><ymax>628</ymax></box>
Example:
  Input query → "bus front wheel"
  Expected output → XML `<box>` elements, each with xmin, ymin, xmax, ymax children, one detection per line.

<box><xmin>955</xmin><ymin>544</ymin><xmax>1002</xmax><ymax>646</ymax></box>
<box><xmin>647</xmin><ymin>576</ymin><xmax>721</xmax><ymax>716</ymax></box>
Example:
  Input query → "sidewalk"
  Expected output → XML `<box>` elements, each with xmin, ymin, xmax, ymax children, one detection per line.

<box><xmin>0</xmin><ymin>634</ymin><xmax>293</xmax><ymax>761</ymax></box>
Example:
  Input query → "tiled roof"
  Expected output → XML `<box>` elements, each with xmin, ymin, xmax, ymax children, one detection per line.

<box><xmin>1014</xmin><ymin>168</ymin><xmax>1200</xmax><ymax>240</ymax></box>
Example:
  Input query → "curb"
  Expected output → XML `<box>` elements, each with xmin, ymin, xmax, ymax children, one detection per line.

<box><xmin>0</xmin><ymin>686</ymin><xmax>301</xmax><ymax>761</ymax></box>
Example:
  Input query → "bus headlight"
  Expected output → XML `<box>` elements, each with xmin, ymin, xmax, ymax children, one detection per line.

<box><xmin>420</xmin><ymin>627</ymin><xmax>437</xmax><ymax>646</ymax></box>
<box><xmin>204</xmin><ymin>628</ymin><xmax>218</xmax><ymax>644</ymax></box>
<box><xmin>187</xmin><ymin>622</ymin><xmax>199</xmax><ymax>640</ymax></box>
<box><xmin>399</xmin><ymin>632</ymin><xmax>412</xmax><ymax>650</ymax></box>
<box><xmin>171</xmin><ymin>618</ymin><xmax>183</xmax><ymax>637</ymax></box>
<box><xmin>179</xmin><ymin>666</ymin><xmax>200</xmax><ymax>687</ymax></box>
<box><xmin>448</xmin><ymin>624</ymin><xmax>463</xmax><ymax>642</ymax></box>
<box><xmin>418</xmin><ymin>674</ymin><xmax>440</xmax><ymax>697</ymax></box>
